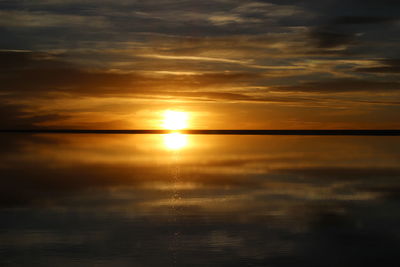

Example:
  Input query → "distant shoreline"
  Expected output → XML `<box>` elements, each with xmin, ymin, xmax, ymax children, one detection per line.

<box><xmin>1</xmin><ymin>129</ymin><xmax>400</xmax><ymax>136</ymax></box>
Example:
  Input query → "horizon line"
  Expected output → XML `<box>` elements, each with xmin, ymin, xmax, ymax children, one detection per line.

<box><xmin>1</xmin><ymin>129</ymin><xmax>400</xmax><ymax>136</ymax></box>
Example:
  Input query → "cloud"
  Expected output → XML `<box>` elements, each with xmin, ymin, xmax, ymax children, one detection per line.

<box><xmin>208</xmin><ymin>1</ymin><xmax>306</xmax><ymax>26</ymax></box>
<box><xmin>0</xmin><ymin>10</ymin><xmax>108</xmax><ymax>28</ymax></box>
<box><xmin>140</xmin><ymin>54</ymin><xmax>252</xmax><ymax>64</ymax></box>
<box><xmin>0</xmin><ymin>101</ymin><xmax>68</xmax><ymax>130</ymax></box>
<box><xmin>308</xmin><ymin>28</ymin><xmax>358</xmax><ymax>49</ymax></box>
<box><xmin>2</xmin><ymin>50</ymin><xmax>400</xmax><ymax>111</ymax></box>
<box><xmin>0</xmin><ymin>1</ymin><xmax>399</xmax><ymax>129</ymax></box>
<box><xmin>333</xmin><ymin>16</ymin><xmax>398</xmax><ymax>25</ymax></box>
<box><xmin>0</xmin><ymin>51</ymin><xmax>266</xmax><ymax>98</ymax></box>
<box><xmin>272</xmin><ymin>79</ymin><xmax>400</xmax><ymax>93</ymax></box>
<box><xmin>355</xmin><ymin>59</ymin><xmax>400</xmax><ymax>73</ymax></box>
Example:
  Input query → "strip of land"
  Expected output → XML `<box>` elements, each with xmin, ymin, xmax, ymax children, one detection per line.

<box><xmin>1</xmin><ymin>129</ymin><xmax>400</xmax><ymax>135</ymax></box>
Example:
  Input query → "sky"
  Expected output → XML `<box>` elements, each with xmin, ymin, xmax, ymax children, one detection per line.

<box><xmin>0</xmin><ymin>0</ymin><xmax>400</xmax><ymax>129</ymax></box>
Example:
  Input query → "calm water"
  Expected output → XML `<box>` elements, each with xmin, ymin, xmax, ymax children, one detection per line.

<box><xmin>0</xmin><ymin>134</ymin><xmax>400</xmax><ymax>266</ymax></box>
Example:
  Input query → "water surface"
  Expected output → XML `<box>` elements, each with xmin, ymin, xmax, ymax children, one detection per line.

<box><xmin>0</xmin><ymin>134</ymin><xmax>400</xmax><ymax>266</ymax></box>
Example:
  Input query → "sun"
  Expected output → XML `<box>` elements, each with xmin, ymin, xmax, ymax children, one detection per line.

<box><xmin>162</xmin><ymin>110</ymin><xmax>188</xmax><ymax>130</ymax></box>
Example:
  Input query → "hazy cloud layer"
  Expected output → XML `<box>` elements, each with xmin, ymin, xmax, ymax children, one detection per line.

<box><xmin>0</xmin><ymin>0</ymin><xmax>399</xmax><ymax>128</ymax></box>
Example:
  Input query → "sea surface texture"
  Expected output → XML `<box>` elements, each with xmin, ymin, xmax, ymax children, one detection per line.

<box><xmin>0</xmin><ymin>134</ymin><xmax>399</xmax><ymax>266</ymax></box>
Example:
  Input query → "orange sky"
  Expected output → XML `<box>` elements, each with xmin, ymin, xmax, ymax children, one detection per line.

<box><xmin>1</xmin><ymin>0</ymin><xmax>400</xmax><ymax>129</ymax></box>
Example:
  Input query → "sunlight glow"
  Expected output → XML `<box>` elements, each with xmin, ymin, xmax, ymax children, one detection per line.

<box><xmin>163</xmin><ymin>110</ymin><xmax>188</xmax><ymax>130</ymax></box>
<box><xmin>164</xmin><ymin>133</ymin><xmax>187</xmax><ymax>150</ymax></box>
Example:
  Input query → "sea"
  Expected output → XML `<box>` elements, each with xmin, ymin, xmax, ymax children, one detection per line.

<box><xmin>0</xmin><ymin>133</ymin><xmax>399</xmax><ymax>266</ymax></box>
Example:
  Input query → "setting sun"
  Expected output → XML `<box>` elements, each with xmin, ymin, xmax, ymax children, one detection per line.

<box><xmin>163</xmin><ymin>110</ymin><xmax>188</xmax><ymax>130</ymax></box>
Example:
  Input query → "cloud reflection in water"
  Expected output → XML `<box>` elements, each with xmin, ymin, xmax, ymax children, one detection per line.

<box><xmin>0</xmin><ymin>134</ymin><xmax>400</xmax><ymax>266</ymax></box>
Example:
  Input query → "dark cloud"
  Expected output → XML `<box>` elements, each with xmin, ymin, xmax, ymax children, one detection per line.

<box><xmin>2</xmin><ymin>51</ymin><xmax>400</xmax><ymax>112</ymax></box>
<box><xmin>0</xmin><ymin>50</ymin><xmax>73</xmax><ymax>70</ymax></box>
<box><xmin>272</xmin><ymin>79</ymin><xmax>400</xmax><ymax>93</ymax></box>
<box><xmin>355</xmin><ymin>59</ymin><xmax>400</xmax><ymax>73</ymax></box>
<box><xmin>309</xmin><ymin>29</ymin><xmax>356</xmax><ymax>49</ymax></box>
<box><xmin>0</xmin><ymin>102</ymin><xmax>68</xmax><ymax>130</ymax></box>
<box><xmin>0</xmin><ymin>50</ymin><xmax>34</xmax><ymax>69</ymax></box>
<box><xmin>1</xmin><ymin>67</ymin><xmax>264</xmax><ymax>97</ymax></box>
<box><xmin>333</xmin><ymin>16</ymin><xmax>398</xmax><ymax>25</ymax></box>
<box><xmin>0</xmin><ymin>51</ymin><xmax>263</xmax><ymax>96</ymax></box>
<box><xmin>0</xmin><ymin>1</ymin><xmax>399</xmax><ymax>128</ymax></box>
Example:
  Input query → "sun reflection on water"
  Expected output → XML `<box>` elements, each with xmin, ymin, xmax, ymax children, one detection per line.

<box><xmin>164</xmin><ymin>133</ymin><xmax>188</xmax><ymax>150</ymax></box>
